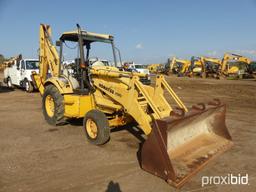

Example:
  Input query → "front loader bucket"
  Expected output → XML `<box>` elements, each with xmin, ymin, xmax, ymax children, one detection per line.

<box><xmin>139</xmin><ymin>100</ymin><xmax>233</xmax><ymax>188</ymax></box>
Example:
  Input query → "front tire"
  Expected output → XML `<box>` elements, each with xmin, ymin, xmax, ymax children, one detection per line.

<box><xmin>42</xmin><ymin>85</ymin><xmax>65</xmax><ymax>125</ymax></box>
<box><xmin>83</xmin><ymin>110</ymin><xmax>110</xmax><ymax>145</ymax></box>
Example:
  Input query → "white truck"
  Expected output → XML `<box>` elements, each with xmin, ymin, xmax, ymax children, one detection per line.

<box><xmin>124</xmin><ymin>62</ymin><xmax>151</xmax><ymax>85</ymax></box>
<box><xmin>4</xmin><ymin>59</ymin><xmax>39</xmax><ymax>92</ymax></box>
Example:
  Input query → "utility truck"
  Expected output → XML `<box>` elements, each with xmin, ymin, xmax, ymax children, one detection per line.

<box><xmin>123</xmin><ymin>62</ymin><xmax>151</xmax><ymax>84</ymax></box>
<box><xmin>4</xmin><ymin>59</ymin><xmax>39</xmax><ymax>92</ymax></box>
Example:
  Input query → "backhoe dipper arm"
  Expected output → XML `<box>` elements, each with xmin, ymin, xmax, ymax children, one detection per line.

<box><xmin>31</xmin><ymin>24</ymin><xmax>60</xmax><ymax>94</ymax></box>
<box><xmin>39</xmin><ymin>24</ymin><xmax>60</xmax><ymax>82</ymax></box>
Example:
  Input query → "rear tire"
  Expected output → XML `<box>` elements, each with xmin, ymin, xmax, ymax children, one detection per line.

<box><xmin>83</xmin><ymin>110</ymin><xmax>110</xmax><ymax>145</ymax></box>
<box><xmin>42</xmin><ymin>85</ymin><xmax>65</xmax><ymax>125</ymax></box>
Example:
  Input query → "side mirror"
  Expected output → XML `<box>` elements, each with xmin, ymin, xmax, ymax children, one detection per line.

<box><xmin>56</xmin><ymin>40</ymin><xmax>61</xmax><ymax>46</ymax></box>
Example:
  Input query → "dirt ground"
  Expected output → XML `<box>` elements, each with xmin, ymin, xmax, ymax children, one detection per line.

<box><xmin>0</xmin><ymin>72</ymin><xmax>255</xmax><ymax>192</ymax></box>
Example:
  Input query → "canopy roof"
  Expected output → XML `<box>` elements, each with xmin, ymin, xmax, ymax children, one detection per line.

<box><xmin>60</xmin><ymin>30</ymin><xmax>114</xmax><ymax>44</ymax></box>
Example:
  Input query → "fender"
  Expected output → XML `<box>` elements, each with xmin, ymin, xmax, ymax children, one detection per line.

<box><xmin>44</xmin><ymin>76</ymin><xmax>74</xmax><ymax>94</ymax></box>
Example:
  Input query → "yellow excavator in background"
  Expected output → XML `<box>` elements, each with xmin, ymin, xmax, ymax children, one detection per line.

<box><xmin>190</xmin><ymin>54</ymin><xmax>252</xmax><ymax>79</ymax></box>
<box><xmin>187</xmin><ymin>56</ymin><xmax>203</xmax><ymax>77</ymax></box>
<box><xmin>189</xmin><ymin>56</ymin><xmax>222</xmax><ymax>78</ymax></box>
<box><xmin>32</xmin><ymin>24</ymin><xmax>233</xmax><ymax>188</ymax></box>
<box><xmin>164</xmin><ymin>57</ymin><xmax>191</xmax><ymax>76</ymax></box>
<box><xmin>220</xmin><ymin>53</ymin><xmax>251</xmax><ymax>79</ymax></box>
<box><xmin>163</xmin><ymin>58</ymin><xmax>175</xmax><ymax>75</ymax></box>
<box><xmin>147</xmin><ymin>63</ymin><xmax>164</xmax><ymax>74</ymax></box>
<box><xmin>170</xmin><ymin>57</ymin><xmax>191</xmax><ymax>77</ymax></box>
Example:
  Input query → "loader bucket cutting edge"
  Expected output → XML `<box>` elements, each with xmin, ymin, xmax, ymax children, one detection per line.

<box><xmin>139</xmin><ymin>101</ymin><xmax>233</xmax><ymax>188</ymax></box>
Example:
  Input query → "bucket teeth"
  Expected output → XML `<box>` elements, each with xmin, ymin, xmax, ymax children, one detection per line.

<box><xmin>192</xmin><ymin>103</ymin><xmax>206</xmax><ymax>111</ymax></box>
<box><xmin>139</xmin><ymin>100</ymin><xmax>233</xmax><ymax>188</ymax></box>
<box><xmin>170</xmin><ymin>107</ymin><xmax>185</xmax><ymax>117</ymax></box>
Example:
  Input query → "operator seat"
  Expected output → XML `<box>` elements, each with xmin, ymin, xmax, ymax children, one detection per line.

<box><xmin>62</xmin><ymin>68</ymin><xmax>80</xmax><ymax>89</ymax></box>
<box><xmin>91</xmin><ymin>60</ymin><xmax>106</xmax><ymax>67</ymax></box>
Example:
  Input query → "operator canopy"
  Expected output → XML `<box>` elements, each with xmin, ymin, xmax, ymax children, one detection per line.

<box><xmin>60</xmin><ymin>30</ymin><xmax>114</xmax><ymax>44</ymax></box>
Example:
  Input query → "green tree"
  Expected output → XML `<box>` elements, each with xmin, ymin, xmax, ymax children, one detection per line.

<box><xmin>0</xmin><ymin>54</ymin><xmax>5</xmax><ymax>63</ymax></box>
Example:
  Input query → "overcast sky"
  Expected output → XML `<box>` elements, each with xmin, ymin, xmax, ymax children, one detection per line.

<box><xmin>0</xmin><ymin>0</ymin><xmax>256</xmax><ymax>63</ymax></box>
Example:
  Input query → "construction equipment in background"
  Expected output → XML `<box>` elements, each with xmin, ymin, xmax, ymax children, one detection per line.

<box><xmin>187</xmin><ymin>56</ymin><xmax>202</xmax><ymax>77</ymax></box>
<box><xmin>162</xmin><ymin>58</ymin><xmax>174</xmax><ymax>75</ymax></box>
<box><xmin>147</xmin><ymin>63</ymin><xmax>164</xmax><ymax>74</ymax></box>
<box><xmin>3</xmin><ymin>58</ymin><xmax>39</xmax><ymax>92</ymax></box>
<box><xmin>190</xmin><ymin>54</ymin><xmax>253</xmax><ymax>79</ymax></box>
<box><xmin>164</xmin><ymin>57</ymin><xmax>191</xmax><ymax>76</ymax></box>
<box><xmin>0</xmin><ymin>54</ymin><xmax>22</xmax><ymax>71</ymax></box>
<box><xmin>201</xmin><ymin>56</ymin><xmax>222</xmax><ymax>78</ymax></box>
<box><xmin>189</xmin><ymin>56</ymin><xmax>222</xmax><ymax>79</ymax></box>
<box><xmin>122</xmin><ymin>62</ymin><xmax>151</xmax><ymax>85</ymax></box>
<box><xmin>220</xmin><ymin>53</ymin><xmax>252</xmax><ymax>79</ymax></box>
<box><xmin>248</xmin><ymin>61</ymin><xmax>256</xmax><ymax>78</ymax></box>
<box><xmin>32</xmin><ymin>24</ymin><xmax>233</xmax><ymax>188</ymax></box>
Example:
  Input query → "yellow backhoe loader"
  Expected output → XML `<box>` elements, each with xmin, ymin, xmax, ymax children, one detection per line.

<box><xmin>220</xmin><ymin>53</ymin><xmax>252</xmax><ymax>79</ymax></box>
<box><xmin>32</xmin><ymin>24</ymin><xmax>233</xmax><ymax>188</ymax></box>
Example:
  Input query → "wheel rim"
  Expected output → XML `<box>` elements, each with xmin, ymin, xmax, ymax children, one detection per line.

<box><xmin>7</xmin><ymin>79</ymin><xmax>11</xmax><ymax>87</ymax></box>
<box><xmin>45</xmin><ymin>95</ymin><xmax>55</xmax><ymax>117</ymax></box>
<box><xmin>25</xmin><ymin>82</ymin><xmax>29</xmax><ymax>91</ymax></box>
<box><xmin>86</xmin><ymin>118</ymin><xmax>98</xmax><ymax>139</ymax></box>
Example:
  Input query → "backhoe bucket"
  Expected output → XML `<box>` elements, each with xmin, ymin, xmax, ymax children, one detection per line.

<box><xmin>139</xmin><ymin>100</ymin><xmax>233</xmax><ymax>188</ymax></box>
